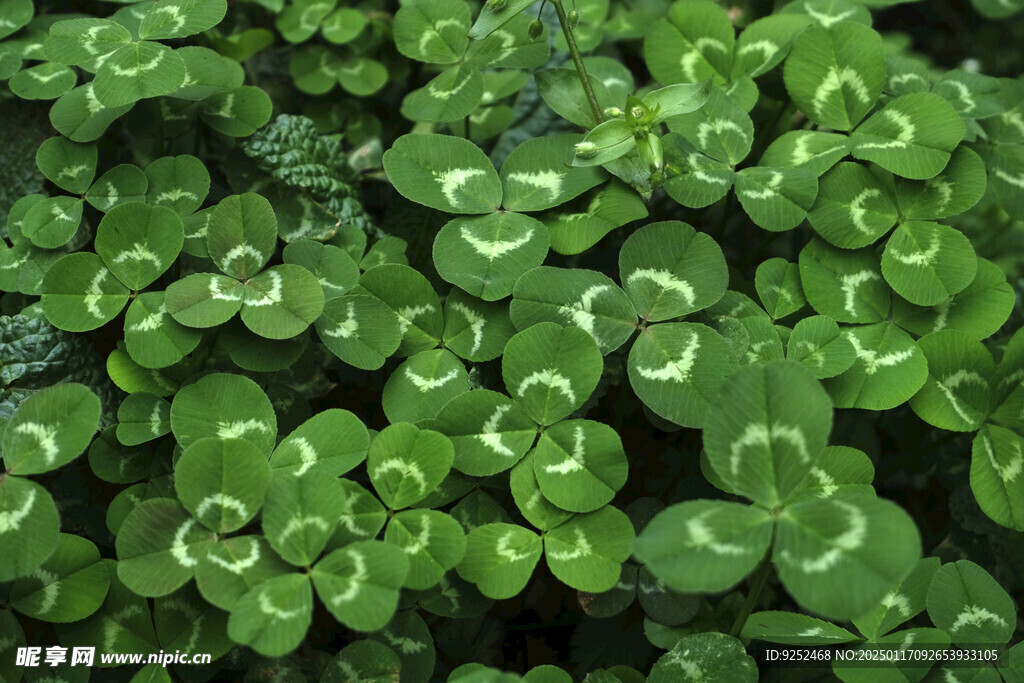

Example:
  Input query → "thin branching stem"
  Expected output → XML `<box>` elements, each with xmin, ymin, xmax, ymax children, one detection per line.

<box><xmin>552</xmin><ymin>0</ymin><xmax>604</xmax><ymax>125</ymax></box>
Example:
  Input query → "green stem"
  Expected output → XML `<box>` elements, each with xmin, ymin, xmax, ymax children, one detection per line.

<box><xmin>552</xmin><ymin>0</ymin><xmax>604</xmax><ymax>125</ymax></box>
<box><xmin>729</xmin><ymin>558</ymin><xmax>770</xmax><ymax>638</ymax></box>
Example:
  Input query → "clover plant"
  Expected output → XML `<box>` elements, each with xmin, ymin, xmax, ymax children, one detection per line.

<box><xmin>1</xmin><ymin>0</ymin><xmax>1024</xmax><ymax>680</ymax></box>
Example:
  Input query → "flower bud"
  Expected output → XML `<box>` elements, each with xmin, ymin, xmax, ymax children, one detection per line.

<box><xmin>567</xmin><ymin>8</ymin><xmax>580</xmax><ymax>28</ymax></box>
<box><xmin>528</xmin><ymin>18</ymin><xmax>544</xmax><ymax>40</ymax></box>
<box><xmin>603</xmin><ymin>106</ymin><xmax>624</xmax><ymax>118</ymax></box>
<box><xmin>486</xmin><ymin>0</ymin><xmax>506</xmax><ymax>12</ymax></box>
<box><xmin>574</xmin><ymin>141</ymin><xmax>598</xmax><ymax>159</ymax></box>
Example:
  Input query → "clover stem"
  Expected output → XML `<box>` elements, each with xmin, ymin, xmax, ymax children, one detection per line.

<box><xmin>729</xmin><ymin>558</ymin><xmax>770</xmax><ymax>638</ymax></box>
<box><xmin>552</xmin><ymin>0</ymin><xmax>604</xmax><ymax>125</ymax></box>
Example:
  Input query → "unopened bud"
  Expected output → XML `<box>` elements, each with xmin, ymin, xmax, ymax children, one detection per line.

<box><xmin>574</xmin><ymin>141</ymin><xmax>598</xmax><ymax>159</ymax></box>
<box><xmin>630</xmin><ymin>105</ymin><xmax>645</xmax><ymax>120</ymax></box>
<box><xmin>603</xmin><ymin>106</ymin><xmax>623</xmax><ymax>118</ymax></box>
<box><xmin>486</xmin><ymin>0</ymin><xmax>506</xmax><ymax>12</ymax></box>
<box><xmin>567</xmin><ymin>8</ymin><xmax>580</xmax><ymax>28</ymax></box>
<box><xmin>528</xmin><ymin>18</ymin><xmax>543</xmax><ymax>40</ymax></box>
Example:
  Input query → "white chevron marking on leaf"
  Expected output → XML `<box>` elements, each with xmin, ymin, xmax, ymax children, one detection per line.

<box><xmin>384</xmin><ymin>630</ymin><xmax>427</xmax><ymax>654</ymax></box>
<box><xmin>150</xmin><ymin>401</ymin><xmax>163</xmax><ymax>435</ymax></box>
<box><xmin>84</xmin><ymin>269</ymin><xmax>110</xmax><ymax>318</ymax></box>
<box><xmin>636</xmin><ymin>330</ymin><xmax>700</xmax><ymax>383</ymax></box>
<box><xmin>839</xmin><ymin>270</ymin><xmax>880</xmax><ymax>316</ymax></box>
<box><xmin>448</xmin><ymin>301</ymin><xmax>485</xmax><ymax>354</ymax></box>
<box><xmin>518</xmin><ymin>369</ymin><xmax>576</xmax><ymax>403</ymax></box>
<box><xmin>460</xmin><ymin>225</ymin><xmax>534</xmax><ymax>259</ymax></box>
<box><xmin>406</xmin><ymin>368</ymin><xmax>459</xmax><ymax>391</ymax></box>
<box><xmin>812</xmin><ymin>67</ymin><xmax>871</xmax><ymax>115</ymax></box>
<box><xmin>848</xmin><ymin>333</ymin><xmax>915</xmax><ymax>375</ymax></box>
<box><xmin>108</xmin><ymin>49</ymin><xmax>166</xmax><ymax>77</ymax></box>
<box><xmin>728</xmin><ymin>422</ymin><xmax>811</xmax><ymax>476</ymax></box>
<box><xmin>195</xmin><ymin>493</ymin><xmax>248</xmax><ymax>522</ymax></box>
<box><xmin>548</xmin><ymin>527</ymin><xmax>592</xmax><ymax>560</ymax></box>
<box><xmin>882</xmin><ymin>590</ymin><xmax>911</xmax><ymax>616</ymax></box>
<box><xmin>291</xmin><ymin>437</ymin><xmax>318</xmax><ymax>477</ymax></box>
<box><xmin>937</xmin><ymin>370</ymin><xmax>987</xmax><ymax>423</ymax></box>
<box><xmin>557</xmin><ymin>284</ymin><xmax>611</xmax><ymax>337</ymax></box>
<box><xmin>544</xmin><ymin>425</ymin><xmax>586</xmax><ymax>474</ymax></box>
<box><xmin>742</xmin><ymin>171</ymin><xmax>784</xmax><ymax>200</ymax></box>
<box><xmin>403</xmin><ymin>517</ymin><xmax>431</xmax><ymax>555</ymax></box>
<box><xmin>206</xmin><ymin>538</ymin><xmax>261</xmax><ymax>574</ymax></box>
<box><xmin>477</xmin><ymin>404</ymin><xmax>515</xmax><ymax>457</ymax></box>
<box><xmin>495</xmin><ymin>530</ymin><xmax>533</xmax><ymax>561</ymax></box>
<box><xmin>780</xmin><ymin>499</ymin><xmax>867</xmax><ymax>573</ymax></box>
<box><xmin>332</xmin><ymin>549</ymin><xmax>368</xmax><ymax>605</ymax></box>
<box><xmin>507</xmin><ymin>170</ymin><xmax>563</xmax><ymax>200</ymax></box>
<box><xmin>696</xmin><ymin>118</ymin><xmax>746</xmax><ymax>149</ymax></box>
<box><xmin>0</xmin><ymin>488</ymin><xmax>36</xmax><ymax>533</ymax></box>
<box><xmin>31</xmin><ymin>567</ymin><xmax>60</xmax><ymax>614</ymax></box>
<box><xmin>323</xmin><ymin>301</ymin><xmax>358</xmax><ymax>339</ymax></box>
<box><xmin>981</xmin><ymin>435</ymin><xmax>1023</xmax><ymax>483</ymax></box>
<box><xmin>627</xmin><ymin>268</ymin><xmax>696</xmax><ymax>306</ymax></box>
<box><xmin>434</xmin><ymin>168</ymin><xmax>487</xmax><ymax>208</ymax></box>
<box><xmin>942</xmin><ymin>80</ymin><xmax>975</xmax><ymax>113</ymax></box>
<box><xmin>849</xmin><ymin>188</ymin><xmax>882</xmax><ymax>233</ymax></box>
<box><xmin>803</xmin><ymin>4</ymin><xmax>856</xmax><ymax>27</ymax></box>
<box><xmin>686</xmin><ymin>511</ymin><xmax>748</xmax><ymax>555</ymax></box>
<box><xmin>950</xmin><ymin>605</ymin><xmax>1008</xmax><ymax>632</ymax></box>
<box><xmin>171</xmin><ymin>518</ymin><xmax>200</xmax><ymax>567</ymax></box>
<box><xmin>258</xmin><ymin>590</ymin><xmax>301</xmax><ymax>619</ymax></box>
<box><xmin>113</xmin><ymin>242</ymin><xmax>161</xmax><ymax>266</ymax></box>
<box><xmin>216</xmin><ymin>419</ymin><xmax>270</xmax><ymax>439</ymax></box>
<box><xmin>889</xmin><ymin>234</ymin><xmax>939</xmax><ymax>266</ymax></box>
<box><xmin>808</xmin><ymin>466</ymin><xmax>837</xmax><ymax>496</ymax></box>
<box><xmin>374</xmin><ymin>458</ymin><xmax>427</xmax><ymax>492</ymax></box>
<box><xmin>245</xmin><ymin>270</ymin><xmax>283</xmax><ymax>307</ymax></box>
<box><xmin>13</xmin><ymin>422</ymin><xmax>59</xmax><ymax>464</ymax></box>
<box><xmin>129</xmin><ymin>303</ymin><xmax>166</xmax><ymax>332</ymax></box>
<box><xmin>994</xmin><ymin>169</ymin><xmax>1024</xmax><ymax>189</ymax></box>
<box><xmin>396</xmin><ymin>304</ymin><xmax>436</xmax><ymax>336</ymax></box>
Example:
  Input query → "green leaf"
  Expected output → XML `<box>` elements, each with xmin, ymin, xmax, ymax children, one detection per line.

<box><xmin>798</xmin><ymin>239</ymin><xmax>889</xmax><ymax>324</ymax></box>
<box><xmin>732</xmin><ymin>13</ymin><xmax>814</xmax><ymax>79</ymax></box>
<box><xmin>467</xmin><ymin>0</ymin><xmax>534</xmax><ymax>40</ymax></box>
<box><xmin>9</xmin><ymin>62</ymin><xmax>77</xmax><ymax>100</ymax></box>
<box><xmin>394</xmin><ymin>0</ymin><xmax>469</xmax><ymax>62</ymax></box>
<box><xmin>432</xmin><ymin>390</ymin><xmax>535</xmax><ymax>476</ymax></box>
<box><xmin>262</xmin><ymin>470</ymin><xmax>346</xmax><ymax>566</ymax></box>
<box><xmin>323</xmin><ymin>640</ymin><xmax>401</xmax><ymax>683</ymax></box>
<box><xmin>207</xmin><ymin>192</ymin><xmax>277</xmax><ymax>280</ymax></box>
<box><xmin>383</xmin><ymin>134</ymin><xmax>501</xmax><ymax>214</ymax></box>
<box><xmin>501</xmin><ymin>135</ymin><xmax>606</xmax><ymax>212</ymax></box>
<box><xmin>93</xmin><ymin>42</ymin><xmax>187</xmax><ymax>107</ymax></box>
<box><xmin>368</xmin><ymin>611</ymin><xmax>435</xmax><ymax>683</ymax></box>
<box><xmin>544</xmin><ymin>506</ymin><xmax>633</xmax><ymax>592</ymax></box>
<box><xmin>545</xmin><ymin>181</ymin><xmax>648</xmax><ymax>256</ymax></box>
<box><xmin>95</xmin><ymin>202</ymin><xmax>184</xmax><ymax>289</ymax></box>
<box><xmin>754</xmin><ymin>258</ymin><xmax>805</xmax><ymax>319</ymax></box>
<box><xmin>881</xmin><ymin>221</ymin><xmax>976</xmax><ymax>307</ymax></box>
<box><xmin>971</xmin><ymin>425</ymin><xmax>1024</xmax><ymax>531</ymax></box>
<box><xmin>926</xmin><ymin>560</ymin><xmax>1016</xmax><ymax>645</ymax></box>
<box><xmin>35</xmin><ymin>136</ymin><xmax>96</xmax><ymax>194</ymax></box>
<box><xmin>759</xmin><ymin>130</ymin><xmax>849</xmax><ymax>176</ymax></box>
<box><xmin>270</xmin><ymin>409</ymin><xmax>368</xmax><ymax>477</ymax></box>
<box><xmin>139</xmin><ymin>0</ymin><xmax>227</xmax><ymax>39</ymax></box>
<box><xmin>742</xmin><ymin>611</ymin><xmax>859</xmax><ymax>645</ymax></box>
<box><xmin>124</xmin><ymin>291</ymin><xmax>202</xmax><ymax>369</ymax></box>
<box><xmin>368</xmin><ymin>423</ymin><xmax>454</xmax><ymax>509</ymax></box>
<box><xmin>227</xmin><ymin>573</ymin><xmax>312</xmax><ymax>657</ymax></box>
<box><xmin>627</xmin><ymin>322</ymin><xmax>738</xmax><ymax>429</ymax></box>
<box><xmin>896</xmin><ymin>146</ymin><xmax>987</xmax><ymax>220</ymax></box>
<box><xmin>464</xmin><ymin>14</ymin><xmax>549</xmax><ymax>69</ymax></box>
<box><xmin>510</xmin><ymin>451</ymin><xmax>573</xmax><ymax>531</ymax></box>
<box><xmin>315</xmin><ymin>294</ymin><xmax>402</xmax><ymax>370</ymax></box>
<box><xmin>170</xmin><ymin>45</ymin><xmax>243</xmax><ymax>100</ymax></box>
<box><xmin>51</xmin><ymin>83</ymin><xmax>134</xmax><ymax>143</ymax></box>
<box><xmin>116</xmin><ymin>498</ymin><xmax>214</xmax><ymax>596</ymax></box>
<box><xmin>402</xmin><ymin>64</ymin><xmax>483</xmax><ymax>123</ymax></box>
<box><xmin>356</xmin><ymin>263</ymin><xmax>443</xmax><ymax>355</ymax></box>
<box><xmin>808</xmin><ymin>162</ymin><xmax>898</xmax><ymax>248</ymax></box>
<box><xmin>647</xmin><ymin>633</ymin><xmax>757</xmax><ymax>683</ymax></box>
<box><xmin>385</xmin><ymin>509</ymin><xmax>466</xmax><ymax>590</ymax></box>
<box><xmin>785</xmin><ymin>315</ymin><xmax>856</xmax><ymax>379</ymax></box>
<box><xmin>241</xmin><ymin>264</ymin><xmax>325</xmax><ymax>340</ymax></box>
<box><xmin>535</xmin><ymin>67</ymin><xmax>611</xmax><ymax>130</ymax></box>
<box><xmin>850</xmin><ymin>93</ymin><xmax>965</xmax><ymax>179</ymax></box>
<box><xmin>10</xmin><ymin>533</ymin><xmax>109</xmax><ymax>623</ymax></box>
<box><xmin>774</xmin><ymin>494</ymin><xmax>921</xmax><ymax>620</ymax></box>
<box><xmin>165</xmin><ymin>273</ymin><xmax>245</xmax><ymax>329</ymax></box>
<box><xmin>457</xmin><ymin>523</ymin><xmax>542</xmax><ymax>599</ymax></box>
<box><xmin>433</xmin><ymin>212</ymin><xmax>550</xmax><ymax>301</ymax></box>
<box><xmin>619</xmin><ymin>220</ymin><xmax>728</xmax><ymax>321</ymax></box>
<box><xmin>116</xmin><ymin>392</ymin><xmax>170</xmax><ymax>445</ymax></box>
<box><xmin>86</xmin><ymin>163</ymin><xmax>148</xmax><ymax>212</ymax></box>
<box><xmin>0</xmin><ymin>0</ymin><xmax>32</xmax><ymax>40</ymax></box>
<box><xmin>644</xmin><ymin>0</ymin><xmax>734</xmax><ymax>84</ymax></box>
<box><xmin>443</xmin><ymin>288</ymin><xmax>516</xmax><ymax>362</ymax></box>
<box><xmin>0</xmin><ymin>476</ymin><xmax>60</xmax><ymax>582</ymax></box>
<box><xmin>336</xmin><ymin>57</ymin><xmax>388</xmax><ymax>97</ymax></box>
<box><xmin>704</xmin><ymin>360</ymin><xmax>831</xmax><ymax>507</ymax></box>
<box><xmin>329</xmin><ymin>480</ymin><xmax>387</xmax><ymax>549</ymax></box>
<box><xmin>909</xmin><ymin>330</ymin><xmax>994</xmax><ymax>431</ymax></box>
<box><xmin>382</xmin><ymin>349</ymin><xmax>470</xmax><ymax>424</ymax></box>
<box><xmin>170</xmin><ymin>373</ymin><xmax>277</xmax><ymax>455</ymax></box>
<box><xmin>825</xmin><ymin>322</ymin><xmax>928</xmax><ymax>410</ymax></box>
<box><xmin>534</xmin><ymin>420</ymin><xmax>627</xmax><ymax>513</ymax></box>
<box><xmin>283</xmin><ymin>240</ymin><xmax>359</xmax><ymax>300</ymax></box>
<box><xmin>42</xmin><ymin>253</ymin><xmax>129</xmax><ymax>332</ymax></box>
<box><xmin>783</xmin><ymin>22</ymin><xmax>884</xmax><ymax>131</ymax></box>
<box><xmin>200</xmin><ymin>86</ymin><xmax>272</xmax><ymax>137</ymax></box>
<box><xmin>662</xmin><ymin>134</ymin><xmax>735</xmax><ymax>209</ymax></box>
<box><xmin>276</xmin><ymin>0</ymin><xmax>336</xmax><ymax>43</ymax></box>
<box><xmin>853</xmin><ymin>556</ymin><xmax>940</xmax><ymax>641</ymax></box>
<box><xmin>174</xmin><ymin>437</ymin><xmax>270</xmax><ymax>533</ymax></box>
<box><xmin>734</xmin><ymin>166</ymin><xmax>818</xmax><ymax>231</ymax></box>
<box><xmin>146</xmin><ymin>155</ymin><xmax>210</xmax><ymax>216</ymax></box>
<box><xmin>106</xmin><ymin>348</ymin><xmax>179</xmax><ymax>396</ymax></box>
<box><xmin>511</xmin><ymin>267</ymin><xmax>637</xmax><ymax>354</ymax></box>
<box><xmin>666</xmin><ymin>87</ymin><xmax>753</xmax><ymax>165</ymax></box>
<box><xmin>502</xmin><ymin>322</ymin><xmax>603</xmax><ymax>425</ymax></box>
<box><xmin>312</xmin><ymin>540</ymin><xmax>409</xmax><ymax>631</ymax></box>
<box><xmin>21</xmin><ymin>196</ymin><xmax>82</xmax><ymax>249</ymax></box>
